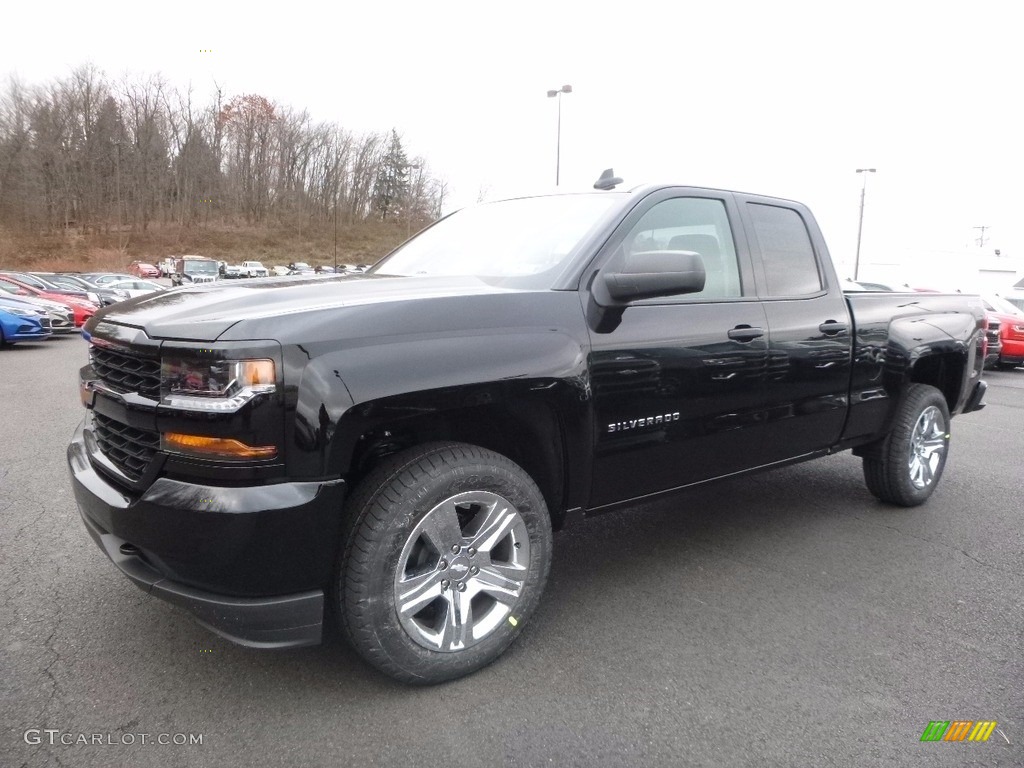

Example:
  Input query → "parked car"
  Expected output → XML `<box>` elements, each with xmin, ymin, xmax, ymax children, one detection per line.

<box><xmin>70</xmin><ymin>180</ymin><xmax>989</xmax><ymax>684</ymax></box>
<box><xmin>0</xmin><ymin>275</ymin><xmax>97</xmax><ymax>326</ymax></box>
<box><xmin>159</xmin><ymin>258</ymin><xmax>177</xmax><ymax>277</ymax></box>
<box><xmin>77</xmin><ymin>273</ymin><xmax>137</xmax><ymax>287</ymax></box>
<box><xmin>286</xmin><ymin>261</ymin><xmax>315</xmax><ymax>275</ymax></box>
<box><xmin>983</xmin><ymin>315</ymin><xmax>1003</xmax><ymax>369</ymax></box>
<box><xmin>982</xmin><ymin>295</ymin><xmax>1024</xmax><ymax>370</ymax></box>
<box><xmin>128</xmin><ymin>261</ymin><xmax>161</xmax><ymax>279</ymax></box>
<box><xmin>271</xmin><ymin>266</ymin><xmax>291</xmax><ymax>277</ymax></box>
<box><xmin>241</xmin><ymin>261</ymin><xmax>269</xmax><ymax>278</ymax></box>
<box><xmin>170</xmin><ymin>255</ymin><xmax>220</xmax><ymax>286</ymax></box>
<box><xmin>0</xmin><ymin>290</ymin><xmax>76</xmax><ymax>334</ymax></box>
<box><xmin>0</xmin><ymin>305</ymin><xmax>50</xmax><ymax>345</ymax></box>
<box><xmin>1</xmin><ymin>271</ymin><xmax>101</xmax><ymax>305</ymax></box>
<box><xmin>45</xmin><ymin>274</ymin><xmax>123</xmax><ymax>306</ymax></box>
<box><xmin>103</xmin><ymin>279</ymin><xmax>165</xmax><ymax>299</ymax></box>
<box><xmin>221</xmin><ymin>264</ymin><xmax>245</xmax><ymax>279</ymax></box>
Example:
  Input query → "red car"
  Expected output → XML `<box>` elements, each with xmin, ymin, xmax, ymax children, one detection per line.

<box><xmin>128</xmin><ymin>261</ymin><xmax>161</xmax><ymax>279</ymax></box>
<box><xmin>0</xmin><ymin>275</ymin><xmax>98</xmax><ymax>327</ymax></box>
<box><xmin>983</xmin><ymin>295</ymin><xmax>1024</xmax><ymax>370</ymax></box>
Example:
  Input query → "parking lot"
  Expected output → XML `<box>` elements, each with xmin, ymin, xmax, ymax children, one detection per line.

<box><xmin>2</xmin><ymin>336</ymin><xmax>1022</xmax><ymax>767</ymax></box>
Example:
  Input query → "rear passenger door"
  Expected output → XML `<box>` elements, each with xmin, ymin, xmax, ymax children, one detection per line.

<box><xmin>737</xmin><ymin>197</ymin><xmax>853</xmax><ymax>462</ymax></box>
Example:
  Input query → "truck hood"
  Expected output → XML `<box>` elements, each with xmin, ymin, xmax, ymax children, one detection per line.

<box><xmin>87</xmin><ymin>274</ymin><xmax>521</xmax><ymax>342</ymax></box>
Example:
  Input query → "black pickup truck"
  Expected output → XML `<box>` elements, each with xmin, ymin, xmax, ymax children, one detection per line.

<box><xmin>68</xmin><ymin>182</ymin><xmax>988</xmax><ymax>684</ymax></box>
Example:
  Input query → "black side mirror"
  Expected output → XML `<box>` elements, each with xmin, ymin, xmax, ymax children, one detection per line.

<box><xmin>601</xmin><ymin>251</ymin><xmax>706</xmax><ymax>303</ymax></box>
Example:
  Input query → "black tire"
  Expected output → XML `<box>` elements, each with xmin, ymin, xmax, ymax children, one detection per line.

<box><xmin>862</xmin><ymin>384</ymin><xmax>951</xmax><ymax>507</ymax></box>
<box><xmin>338</xmin><ymin>442</ymin><xmax>553</xmax><ymax>684</ymax></box>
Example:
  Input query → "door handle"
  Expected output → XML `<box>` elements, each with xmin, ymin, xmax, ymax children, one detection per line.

<box><xmin>727</xmin><ymin>325</ymin><xmax>764</xmax><ymax>342</ymax></box>
<box><xmin>818</xmin><ymin>321</ymin><xmax>848</xmax><ymax>336</ymax></box>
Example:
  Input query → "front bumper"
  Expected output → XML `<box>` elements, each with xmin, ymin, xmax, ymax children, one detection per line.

<box><xmin>67</xmin><ymin>420</ymin><xmax>347</xmax><ymax>648</ymax></box>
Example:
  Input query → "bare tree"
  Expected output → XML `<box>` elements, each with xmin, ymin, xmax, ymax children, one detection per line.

<box><xmin>0</xmin><ymin>68</ymin><xmax>445</xmax><ymax>248</ymax></box>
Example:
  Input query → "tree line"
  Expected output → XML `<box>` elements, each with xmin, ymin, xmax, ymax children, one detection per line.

<box><xmin>0</xmin><ymin>65</ymin><xmax>447</xmax><ymax>236</ymax></box>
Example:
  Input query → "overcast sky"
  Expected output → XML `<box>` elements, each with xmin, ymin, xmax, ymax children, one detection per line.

<box><xmin>4</xmin><ymin>0</ymin><xmax>1021</xmax><ymax>289</ymax></box>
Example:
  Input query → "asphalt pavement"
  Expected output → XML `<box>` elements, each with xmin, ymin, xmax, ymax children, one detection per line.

<box><xmin>1</xmin><ymin>336</ymin><xmax>1021</xmax><ymax>767</ymax></box>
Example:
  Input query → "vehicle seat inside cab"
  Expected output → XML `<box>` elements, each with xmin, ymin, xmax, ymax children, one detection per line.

<box><xmin>667</xmin><ymin>234</ymin><xmax>738</xmax><ymax>298</ymax></box>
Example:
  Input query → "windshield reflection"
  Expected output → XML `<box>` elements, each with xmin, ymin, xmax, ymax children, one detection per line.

<box><xmin>372</xmin><ymin>194</ymin><xmax>624</xmax><ymax>289</ymax></box>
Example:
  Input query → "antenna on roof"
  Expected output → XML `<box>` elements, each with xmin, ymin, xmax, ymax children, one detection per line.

<box><xmin>593</xmin><ymin>168</ymin><xmax>623</xmax><ymax>190</ymax></box>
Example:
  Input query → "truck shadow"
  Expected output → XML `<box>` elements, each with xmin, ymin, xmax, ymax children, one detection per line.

<box><xmin>94</xmin><ymin>451</ymin><xmax>910</xmax><ymax>698</ymax></box>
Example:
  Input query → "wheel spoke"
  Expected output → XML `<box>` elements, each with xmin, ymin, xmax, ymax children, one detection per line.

<box><xmin>439</xmin><ymin>588</ymin><xmax>473</xmax><ymax>650</ymax></box>
<box><xmin>920</xmin><ymin>409</ymin><xmax>935</xmax><ymax>437</ymax></box>
<box><xmin>396</xmin><ymin>570</ymin><xmax>443</xmax><ymax>617</ymax></box>
<box><xmin>919</xmin><ymin>456</ymin><xmax>934</xmax><ymax>486</ymax></box>
<box><xmin>473</xmin><ymin>564</ymin><xmax>525</xmax><ymax>605</ymax></box>
<box><xmin>469</xmin><ymin>501</ymin><xmax>518</xmax><ymax>553</ymax></box>
<box><xmin>418</xmin><ymin>500</ymin><xmax>464</xmax><ymax>553</ymax></box>
<box><xmin>909</xmin><ymin>455</ymin><xmax>925</xmax><ymax>487</ymax></box>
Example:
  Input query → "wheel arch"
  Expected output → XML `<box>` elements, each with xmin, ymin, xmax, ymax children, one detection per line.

<box><xmin>328</xmin><ymin>384</ymin><xmax>580</xmax><ymax>530</ymax></box>
<box><xmin>907</xmin><ymin>350</ymin><xmax>966</xmax><ymax>414</ymax></box>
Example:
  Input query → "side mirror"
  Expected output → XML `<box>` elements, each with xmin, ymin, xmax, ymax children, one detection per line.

<box><xmin>602</xmin><ymin>251</ymin><xmax>706</xmax><ymax>303</ymax></box>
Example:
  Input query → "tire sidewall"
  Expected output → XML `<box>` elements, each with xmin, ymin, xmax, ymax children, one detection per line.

<box><xmin>342</xmin><ymin>447</ymin><xmax>552</xmax><ymax>683</ymax></box>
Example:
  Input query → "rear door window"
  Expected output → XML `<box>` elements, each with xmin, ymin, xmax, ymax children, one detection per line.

<box><xmin>747</xmin><ymin>203</ymin><xmax>822</xmax><ymax>297</ymax></box>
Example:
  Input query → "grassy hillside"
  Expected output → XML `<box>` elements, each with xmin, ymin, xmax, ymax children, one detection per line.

<box><xmin>0</xmin><ymin>220</ymin><xmax>415</xmax><ymax>273</ymax></box>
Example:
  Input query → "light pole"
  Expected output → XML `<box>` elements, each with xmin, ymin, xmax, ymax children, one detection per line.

<box><xmin>854</xmin><ymin>168</ymin><xmax>876</xmax><ymax>280</ymax></box>
<box><xmin>546</xmin><ymin>84</ymin><xmax>572</xmax><ymax>185</ymax></box>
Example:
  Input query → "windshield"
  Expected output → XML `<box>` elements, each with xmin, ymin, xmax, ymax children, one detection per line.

<box><xmin>372</xmin><ymin>194</ymin><xmax>625</xmax><ymax>288</ymax></box>
<box><xmin>985</xmin><ymin>295</ymin><xmax>1024</xmax><ymax>317</ymax></box>
<box><xmin>185</xmin><ymin>260</ymin><xmax>218</xmax><ymax>274</ymax></box>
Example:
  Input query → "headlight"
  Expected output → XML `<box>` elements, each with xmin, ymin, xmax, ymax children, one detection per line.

<box><xmin>1012</xmin><ymin>324</ymin><xmax>1024</xmax><ymax>334</ymax></box>
<box><xmin>161</xmin><ymin>357</ymin><xmax>276</xmax><ymax>412</ymax></box>
<box><xmin>4</xmin><ymin>306</ymin><xmax>38</xmax><ymax>316</ymax></box>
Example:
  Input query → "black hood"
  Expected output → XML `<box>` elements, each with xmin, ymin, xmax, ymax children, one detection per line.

<box><xmin>87</xmin><ymin>274</ymin><xmax>522</xmax><ymax>342</ymax></box>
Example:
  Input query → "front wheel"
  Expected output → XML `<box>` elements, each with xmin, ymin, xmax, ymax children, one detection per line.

<box><xmin>862</xmin><ymin>383</ymin><xmax>951</xmax><ymax>507</ymax></box>
<box><xmin>338</xmin><ymin>442</ymin><xmax>553</xmax><ymax>684</ymax></box>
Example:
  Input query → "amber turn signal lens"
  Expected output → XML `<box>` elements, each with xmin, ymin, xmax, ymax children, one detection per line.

<box><xmin>162</xmin><ymin>433</ymin><xmax>277</xmax><ymax>460</ymax></box>
<box><xmin>239</xmin><ymin>360</ymin><xmax>275</xmax><ymax>388</ymax></box>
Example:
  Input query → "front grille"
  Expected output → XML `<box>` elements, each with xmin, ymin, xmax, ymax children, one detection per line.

<box><xmin>93</xmin><ymin>412</ymin><xmax>159</xmax><ymax>481</ymax></box>
<box><xmin>90</xmin><ymin>346</ymin><xmax>161</xmax><ymax>400</ymax></box>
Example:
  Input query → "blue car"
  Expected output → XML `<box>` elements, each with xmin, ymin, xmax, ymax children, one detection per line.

<box><xmin>0</xmin><ymin>306</ymin><xmax>52</xmax><ymax>346</ymax></box>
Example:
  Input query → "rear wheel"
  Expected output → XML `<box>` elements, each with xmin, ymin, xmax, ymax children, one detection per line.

<box><xmin>338</xmin><ymin>442</ymin><xmax>553</xmax><ymax>684</ymax></box>
<box><xmin>862</xmin><ymin>384</ymin><xmax>950</xmax><ymax>507</ymax></box>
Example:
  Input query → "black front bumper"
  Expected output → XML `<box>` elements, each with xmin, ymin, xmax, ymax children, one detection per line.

<box><xmin>68</xmin><ymin>420</ymin><xmax>347</xmax><ymax>649</ymax></box>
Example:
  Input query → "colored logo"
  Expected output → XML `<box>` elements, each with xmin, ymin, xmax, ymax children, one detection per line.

<box><xmin>920</xmin><ymin>721</ymin><xmax>998</xmax><ymax>742</ymax></box>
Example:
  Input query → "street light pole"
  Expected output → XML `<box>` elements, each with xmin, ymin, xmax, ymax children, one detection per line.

<box><xmin>854</xmin><ymin>168</ymin><xmax>876</xmax><ymax>281</ymax></box>
<box><xmin>546</xmin><ymin>84</ymin><xmax>572</xmax><ymax>186</ymax></box>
